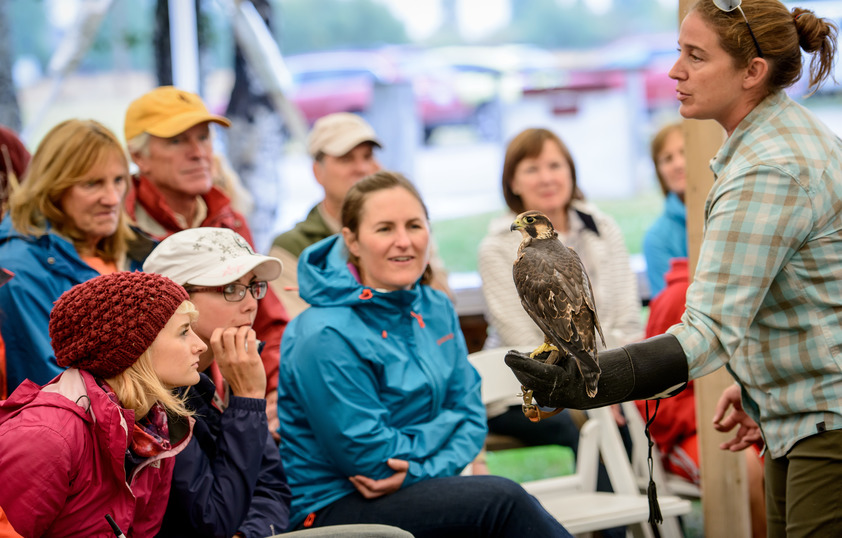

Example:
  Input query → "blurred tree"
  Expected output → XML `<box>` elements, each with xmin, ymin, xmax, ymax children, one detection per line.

<box><xmin>425</xmin><ymin>0</ymin><xmax>463</xmax><ymax>46</ymax></box>
<box><xmin>8</xmin><ymin>0</ymin><xmax>50</xmax><ymax>69</ymax></box>
<box><xmin>278</xmin><ymin>0</ymin><xmax>408</xmax><ymax>54</ymax></box>
<box><xmin>499</xmin><ymin>0</ymin><xmax>675</xmax><ymax>48</ymax></box>
<box><xmin>0</xmin><ymin>2</ymin><xmax>21</xmax><ymax>131</ymax></box>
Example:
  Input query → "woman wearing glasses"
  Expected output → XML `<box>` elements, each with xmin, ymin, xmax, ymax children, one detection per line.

<box><xmin>506</xmin><ymin>1</ymin><xmax>842</xmax><ymax>535</ymax></box>
<box><xmin>143</xmin><ymin>227</ymin><xmax>293</xmax><ymax>537</ymax></box>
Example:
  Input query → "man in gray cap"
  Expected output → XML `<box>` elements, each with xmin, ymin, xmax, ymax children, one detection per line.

<box><xmin>270</xmin><ymin>113</ymin><xmax>382</xmax><ymax>317</ymax></box>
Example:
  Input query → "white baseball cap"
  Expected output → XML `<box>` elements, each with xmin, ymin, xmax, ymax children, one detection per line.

<box><xmin>143</xmin><ymin>228</ymin><xmax>282</xmax><ymax>286</ymax></box>
<box><xmin>307</xmin><ymin>112</ymin><xmax>382</xmax><ymax>158</ymax></box>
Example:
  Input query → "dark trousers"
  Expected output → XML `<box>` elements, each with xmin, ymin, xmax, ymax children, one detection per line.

<box><xmin>766</xmin><ymin>428</ymin><xmax>842</xmax><ymax>537</ymax></box>
<box><xmin>299</xmin><ymin>475</ymin><xmax>572</xmax><ymax>538</ymax></box>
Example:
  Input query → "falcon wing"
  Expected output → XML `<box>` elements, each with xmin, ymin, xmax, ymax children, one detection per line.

<box><xmin>513</xmin><ymin>240</ymin><xmax>601</xmax><ymax>373</ymax></box>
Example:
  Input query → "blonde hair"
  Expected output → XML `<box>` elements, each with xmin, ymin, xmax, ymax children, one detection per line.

<box><xmin>106</xmin><ymin>301</ymin><xmax>198</xmax><ymax>419</ymax></box>
<box><xmin>8</xmin><ymin>119</ymin><xmax>135</xmax><ymax>263</ymax></box>
<box><xmin>211</xmin><ymin>153</ymin><xmax>254</xmax><ymax>215</ymax></box>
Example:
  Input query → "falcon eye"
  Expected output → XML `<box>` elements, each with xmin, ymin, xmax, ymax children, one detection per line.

<box><xmin>525</xmin><ymin>216</ymin><xmax>535</xmax><ymax>223</ymax></box>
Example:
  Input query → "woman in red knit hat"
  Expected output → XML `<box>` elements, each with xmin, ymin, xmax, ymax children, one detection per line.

<box><xmin>0</xmin><ymin>271</ymin><xmax>206</xmax><ymax>537</ymax></box>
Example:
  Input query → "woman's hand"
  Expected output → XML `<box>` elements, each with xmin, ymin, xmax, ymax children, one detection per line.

<box><xmin>211</xmin><ymin>326</ymin><xmax>267</xmax><ymax>400</ymax></box>
<box><xmin>348</xmin><ymin>458</ymin><xmax>409</xmax><ymax>499</ymax></box>
<box><xmin>712</xmin><ymin>384</ymin><xmax>762</xmax><ymax>452</ymax></box>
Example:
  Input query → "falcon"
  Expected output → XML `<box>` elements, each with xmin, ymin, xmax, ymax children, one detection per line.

<box><xmin>510</xmin><ymin>210</ymin><xmax>605</xmax><ymax>398</ymax></box>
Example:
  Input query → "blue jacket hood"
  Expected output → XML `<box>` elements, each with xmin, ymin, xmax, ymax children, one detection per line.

<box><xmin>297</xmin><ymin>234</ymin><xmax>422</xmax><ymax>311</ymax></box>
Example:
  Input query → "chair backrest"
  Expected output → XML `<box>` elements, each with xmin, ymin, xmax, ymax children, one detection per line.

<box><xmin>467</xmin><ymin>347</ymin><xmax>524</xmax><ymax>408</ymax></box>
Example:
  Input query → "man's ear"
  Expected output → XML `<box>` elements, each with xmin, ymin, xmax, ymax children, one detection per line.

<box><xmin>312</xmin><ymin>160</ymin><xmax>325</xmax><ymax>187</ymax></box>
<box><xmin>743</xmin><ymin>57</ymin><xmax>769</xmax><ymax>91</ymax></box>
<box><xmin>130</xmin><ymin>151</ymin><xmax>147</xmax><ymax>175</ymax></box>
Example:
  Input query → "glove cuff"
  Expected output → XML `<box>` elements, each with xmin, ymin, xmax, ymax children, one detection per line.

<box><xmin>623</xmin><ymin>333</ymin><xmax>689</xmax><ymax>401</ymax></box>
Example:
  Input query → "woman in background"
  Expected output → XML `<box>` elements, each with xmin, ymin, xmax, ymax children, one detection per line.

<box><xmin>642</xmin><ymin>122</ymin><xmax>687</xmax><ymax>298</ymax></box>
<box><xmin>477</xmin><ymin>129</ymin><xmax>640</xmax><ymax>537</ymax></box>
<box><xmin>478</xmin><ymin>127</ymin><xmax>642</xmax><ymax>351</ymax></box>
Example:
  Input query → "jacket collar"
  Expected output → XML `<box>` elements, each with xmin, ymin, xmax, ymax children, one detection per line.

<box><xmin>126</xmin><ymin>174</ymin><xmax>234</xmax><ymax>233</ymax></box>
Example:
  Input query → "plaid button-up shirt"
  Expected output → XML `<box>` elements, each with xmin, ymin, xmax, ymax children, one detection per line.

<box><xmin>669</xmin><ymin>90</ymin><xmax>842</xmax><ymax>458</ymax></box>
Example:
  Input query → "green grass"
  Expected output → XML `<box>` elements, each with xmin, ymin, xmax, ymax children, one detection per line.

<box><xmin>432</xmin><ymin>189</ymin><xmax>665</xmax><ymax>274</ymax></box>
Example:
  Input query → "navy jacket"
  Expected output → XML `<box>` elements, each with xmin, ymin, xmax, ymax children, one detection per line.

<box><xmin>158</xmin><ymin>373</ymin><xmax>291</xmax><ymax>537</ymax></box>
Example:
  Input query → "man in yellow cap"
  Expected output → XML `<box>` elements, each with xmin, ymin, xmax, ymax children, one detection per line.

<box><xmin>124</xmin><ymin>86</ymin><xmax>289</xmax><ymax>436</ymax></box>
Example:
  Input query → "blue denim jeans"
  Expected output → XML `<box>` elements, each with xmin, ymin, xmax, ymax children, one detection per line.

<box><xmin>297</xmin><ymin>475</ymin><xmax>572</xmax><ymax>537</ymax></box>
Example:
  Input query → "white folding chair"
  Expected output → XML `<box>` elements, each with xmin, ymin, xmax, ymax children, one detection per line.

<box><xmin>468</xmin><ymin>349</ymin><xmax>693</xmax><ymax>538</ymax></box>
<box><xmin>622</xmin><ymin>401</ymin><xmax>701</xmax><ymax>500</ymax></box>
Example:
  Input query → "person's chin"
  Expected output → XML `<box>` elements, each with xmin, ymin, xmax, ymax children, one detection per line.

<box><xmin>179</xmin><ymin>175</ymin><xmax>213</xmax><ymax>195</ymax></box>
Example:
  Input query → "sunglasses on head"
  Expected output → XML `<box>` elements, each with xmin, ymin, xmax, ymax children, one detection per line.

<box><xmin>712</xmin><ymin>0</ymin><xmax>765</xmax><ymax>58</ymax></box>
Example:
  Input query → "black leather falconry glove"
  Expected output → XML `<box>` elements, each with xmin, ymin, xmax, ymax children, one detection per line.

<box><xmin>505</xmin><ymin>334</ymin><xmax>689</xmax><ymax>410</ymax></box>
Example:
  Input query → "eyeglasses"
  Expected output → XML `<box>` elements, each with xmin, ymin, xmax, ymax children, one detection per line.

<box><xmin>185</xmin><ymin>281</ymin><xmax>268</xmax><ymax>302</ymax></box>
<box><xmin>713</xmin><ymin>0</ymin><xmax>765</xmax><ymax>58</ymax></box>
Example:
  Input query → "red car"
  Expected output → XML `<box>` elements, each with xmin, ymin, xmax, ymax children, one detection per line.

<box><xmin>284</xmin><ymin>49</ymin><xmax>480</xmax><ymax>141</ymax></box>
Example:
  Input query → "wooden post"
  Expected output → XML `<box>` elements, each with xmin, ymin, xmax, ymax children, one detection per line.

<box><xmin>683</xmin><ymin>118</ymin><xmax>752</xmax><ymax>537</ymax></box>
<box><xmin>677</xmin><ymin>3</ymin><xmax>752</xmax><ymax>534</ymax></box>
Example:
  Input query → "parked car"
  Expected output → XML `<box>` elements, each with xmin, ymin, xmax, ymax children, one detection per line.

<box><xmin>417</xmin><ymin>45</ymin><xmax>563</xmax><ymax>140</ymax></box>
<box><xmin>283</xmin><ymin>49</ymin><xmax>478</xmax><ymax>142</ymax></box>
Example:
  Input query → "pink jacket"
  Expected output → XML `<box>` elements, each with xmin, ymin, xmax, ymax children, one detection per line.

<box><xmin>0</xmin><ymin>369</ymin><xmax>192</xmax><ymax>537</ymax></box>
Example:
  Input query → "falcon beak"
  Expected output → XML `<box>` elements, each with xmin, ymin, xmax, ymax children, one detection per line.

<box><xmin>510</xmin><ymin>219</ymin><xmax>522</xmax><ymax>232</ymax></box>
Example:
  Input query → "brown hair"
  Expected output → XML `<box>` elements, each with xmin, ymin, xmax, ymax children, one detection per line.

<box><xmin>650</xmin><ymin>123</ymin><xmax>682</xmax><ymax>196</ymax></box>
<box><xmin>691</xmin><ymin>0</ymin><xmax>838</xmax><ymax>95</ymax></box>
<box><xmin>341</xmin><ymin>170</ymin><xmax>433</xmax><ymax>286</ymax></box>
<box><xmin>8</xmin><ymin>119</ymin><xmax>135</xmax><ymax>264</ymax></box>
<box><xmin>501</xmin><ymin>128</ymin><xmax>583</xmax><ymax>215</ymax></box>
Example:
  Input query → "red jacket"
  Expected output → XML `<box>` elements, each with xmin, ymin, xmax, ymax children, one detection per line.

<box><xmin>636</xmin><ymin>258</ymin><xmax>696</xmax><ymax>459</ymax></box>
<box><xmin>0</xmin><ymin>369</ymin><xmax>192</xmax><ymax>537</ymax></box>
<box><xmin>125</xmin><ymin>175</ymin><xmax>288</xmax><ymax>393</ymax></box>
<box><xmin>0</xmin><ymin>506</ymin><xmax>23</xmax><ymax>538</ymax></box>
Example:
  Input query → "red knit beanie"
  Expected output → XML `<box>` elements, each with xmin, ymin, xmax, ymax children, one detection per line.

<box><xmin>50</xmin><ymin>272</ymin><xmax>189</xmax><ymax>378</ymax></box>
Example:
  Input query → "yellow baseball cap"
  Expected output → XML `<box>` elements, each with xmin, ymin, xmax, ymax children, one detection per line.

<box><xmin>124</xmin><ymin>86</ymin><xmax>231</xmax><ymax>141</ymax></box>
